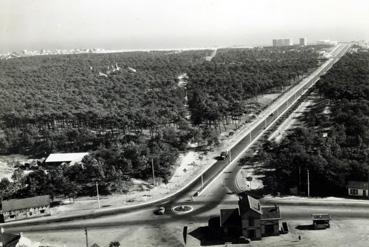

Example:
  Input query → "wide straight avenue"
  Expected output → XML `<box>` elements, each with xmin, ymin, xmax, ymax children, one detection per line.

<box><xmin>1</xmin><ymin>43</ymin><xmax>351</xmax><ymax>236</ymax></box>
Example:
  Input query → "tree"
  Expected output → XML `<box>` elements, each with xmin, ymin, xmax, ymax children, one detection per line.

<box><xmin>109</xmin><ymin>241</ymin><xmax>120</xmax><ymax>247</ymax></box>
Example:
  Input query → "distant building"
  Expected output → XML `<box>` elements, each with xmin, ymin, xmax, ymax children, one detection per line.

<box><xmin>1</xmin><ymin>195</ymin><xmax>51</xmax><ymax>222</ymax></box>
<box><xmin>272</xmin><ymin>38</ymin><xmax>293</xmax><ymax>47</ymax></box>
<box><xmin>299</xmin><ymin>38</ymin><xmax>307</xmax><ymax>46</ymax></box>
<box><xmin>45</xmin><ymin>152</ymin><xmax>89</xmax><ymax>167</ymax></box>
<box><xmin>347</xmin><ymin>181</ymin><xmax>369</xmax><ymax>197</ymax></box>
<box><xmin>316</xmin><ymin>40</ymin><xmax>338</xmax><ymax>46</ymax></box>
<box><xmin>215</xmin><ymin>195</ymin><xmax>281</xmax><ymax>241</ymax></box>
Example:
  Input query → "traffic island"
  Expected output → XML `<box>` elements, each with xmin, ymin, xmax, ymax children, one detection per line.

<box><xmin>171</xmin><ymin>205</ymin><xmax>194</xmax><ymax>215</ymax></box>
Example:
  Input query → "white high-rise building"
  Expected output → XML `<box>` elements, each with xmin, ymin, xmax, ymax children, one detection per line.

<box><xmin>299</xmin><ymin>38</ymin><xmax>307</xmax><ymax>46</ymax></box>
<box><xmin>272</xmin><ymin>38</ymin><xmax>293</xmax><ymax>47</ymax></box>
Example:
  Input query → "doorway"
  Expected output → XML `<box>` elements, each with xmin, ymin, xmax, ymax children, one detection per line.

<box><xmin>265</xmin><ymin>224</ymin><xmax>275</xmax><ymax>236</ymax></box>
<box><xmin>248</xmin><ymin>229</ymin><xmax>256</xmax><ymax>239</ymax></box>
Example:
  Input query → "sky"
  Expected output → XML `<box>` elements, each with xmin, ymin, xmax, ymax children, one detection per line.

<box><xmin>0</xmin><ymin>0</ymin><xmax>369</xmax><ymax>52</ymax></box>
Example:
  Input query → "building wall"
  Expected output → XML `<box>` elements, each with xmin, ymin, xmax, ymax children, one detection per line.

<box><xmin>348</xmin><ymin>188</ymin><xmax>368</xmax><ymax>197</ymax></box>
<box><xmin>299</xmin><ymin>38</ymin><xmax>307</xmax><ymax>46</ymax></box>
<box><xmin>240</xmin><ymin>211</ymin><xmax>262</xmax><ymax>240</ymax></box>
<box><xmin>3</xmin><ymin>206</ymin><xmax>50</xmax><ymax>222</ymax></box>
<box><xmin>273</xmin><ymin>39</ymin><xmax>293</xmax><ymax>47</ymax></box>
<box><xmin>261</xmin><ymin>220</ymin><xmax>280</xmax><ymax>236</ymax></box>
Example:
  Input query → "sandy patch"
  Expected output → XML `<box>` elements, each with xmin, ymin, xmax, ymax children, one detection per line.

<box><xmin>0</xmin><ymin>154</ymin><xmax>28</xmax><ymax>180</ymax></box>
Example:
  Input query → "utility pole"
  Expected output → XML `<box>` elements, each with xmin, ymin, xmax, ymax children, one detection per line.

<box><xmin>298</xmin><ymin>166</ymin><xmax>301</xmax><ymax>192</ymax></box>
<box><xmin>1</xmin><ymin>227</ymin><xmax>4</xmax><ymax>247</ymax></box>
<box><xmin>84</xmin><ymin>228</ymin><xmax>89</xmax><ymax>247</ymax></box>
<box><xmin>96</xmin><ymin>182</ymin><xmax>101</xmax><ymax>209</ymax></box>
<box><xmin>151</xmin><ymin>158</ymin><xmax>155</xmax><ymax>186</ymax></box>
<box><xmin>367</xmin><ymin>171</ymin><xmax>369</xmax><ymax>199</ymax></box>
<box><xmin>307</xmin><ymin>169</ymin><xmax>310</xmax><ymax>197</ymax></box>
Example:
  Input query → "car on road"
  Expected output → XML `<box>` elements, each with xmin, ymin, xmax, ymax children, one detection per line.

<box><xmin>154</xmin><ymin>206</ymin><xmax>166</xmax><ymax>215</ymax></box>
<box><xmin>219</xmin><ymin>151</ymin><xmax>228</xmax><ymax>160</ymax></box>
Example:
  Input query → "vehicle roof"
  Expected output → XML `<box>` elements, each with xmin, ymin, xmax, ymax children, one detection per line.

<box><xmin>312</xmin><ymin>214</ymin><xmax>331</xmax><ymax>220</ymax></box>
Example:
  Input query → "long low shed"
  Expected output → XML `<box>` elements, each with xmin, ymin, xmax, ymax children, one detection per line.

<box><xmin>1</xmin><ymin>195</ymin><xmax>51</xmax><ymax>222</ymax></box>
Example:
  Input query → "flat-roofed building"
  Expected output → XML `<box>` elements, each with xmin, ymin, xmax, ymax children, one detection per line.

<box><xmin>299</xmin><ymin>38</ymin><xmax>307</xmax><ymax>46</ymax></box>
<box><xmin>272</xmin><ymin>38</ymin><xmax>293</xmax><ymax>47</ymax></box>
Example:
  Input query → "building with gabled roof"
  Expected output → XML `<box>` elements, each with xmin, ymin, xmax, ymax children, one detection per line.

<box><xmin>347</xmin><ymin>180</ymin><xmax>369</xmax><ymax>197</ymax></box>
<box><xmin>1</xmin><ymin>195</ymin><xmax>51</xmax><ymax>222</ymax></box>
<box><xmin>216</xmin><ymin>195</ymin><xmax>281</xmax><ymax>241</ymax></box>
<box><xmin>220</xmin><ymin>208</ymin><xmax>241</xmax><ymax>238</ymax></box>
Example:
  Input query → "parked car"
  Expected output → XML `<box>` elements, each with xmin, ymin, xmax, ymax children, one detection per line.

<box><xmin>154</xmin><ymin>206</ymin><xmax>166</xmax><ymax>215</ymax></box>
<box><xmin>312</xmin><ymin>214</ymin><xmax>331</xmax><ymax>229</ymax></box>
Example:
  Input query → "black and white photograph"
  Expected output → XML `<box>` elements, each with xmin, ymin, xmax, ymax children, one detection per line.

<box><xmin>0</xmin><ymin>0</ymin><xmax>368</xmax><ymax>246</ymax></box>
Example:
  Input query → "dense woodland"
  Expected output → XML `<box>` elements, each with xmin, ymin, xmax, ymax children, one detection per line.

<box><xmin>187</xmin><ymin>46</ymin><xmax>321</xmax><ymax>125</ymax></box>
<box><xmin>260</xmin><ymin>49</ymin><xmax>369</xmax><ymax>196</ymax></box>
<box><xmin>0</xmin><ymin>46</ymin><xmax>325</xmax><ymax>199</ymax></box>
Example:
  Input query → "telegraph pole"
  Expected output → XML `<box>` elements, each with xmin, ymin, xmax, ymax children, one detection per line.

<box><xmin>96</xmin><ymin>182</ymin><xmax>101</xmax><ymax>209</ymax></box>
<box><xmin>298</xmin><ymin>166</ymin><xmax>301</xmax><ymax>192</ymax></box>
<box><xmin>151</xmin><ymin>158</ymin><xmax>155</xmax><ymax>186</ymax></box>
<box><xmin>84</xmin><ymin>228</ymin><xmax>89</xmax><ymax>247</ymax></box>
<box><xmin>307</xmin><ymin>169</ymin><xmax>310</xmax><ymax>197</ymax></box>
<box><xmin>367</xmin><ymin>171</ymin><xmax>369</xmax><ymax>199</ymax></box>
<box><xmin>1</xmin><ymin>227</ymin><xmax>4</xmax><ymax>247</ymax></box>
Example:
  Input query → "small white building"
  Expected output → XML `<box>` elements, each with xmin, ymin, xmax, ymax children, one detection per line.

<box><xmin>45</xmin><ymin>152</ymin><xmax>89</xmax><ymax>167</ymax></box>
<box><xmin>347</xmin><ymin>181</ymin><xmax>369</xmax><ymax>197</ymax></box>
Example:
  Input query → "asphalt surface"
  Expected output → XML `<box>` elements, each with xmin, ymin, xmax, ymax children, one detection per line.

<box><xmin>1</xmin><ymin>44</ymin><xmax>353</xmax><ymax>237</ymax></box>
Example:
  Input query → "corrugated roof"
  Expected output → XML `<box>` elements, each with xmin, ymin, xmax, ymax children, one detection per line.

<box><xmin>347</xmin><ymin>180</ymin><xmax>369</xmax><ymax>190</ymax></box>
<box><xmin>45</xmin><ymin>152</ymin><xmax>89</xmax><ymax>163</ymax></box>
<box><xmin>2</xmin><ymin>195</ymin><xmax>50</xmax><ymax>212</ymax></box>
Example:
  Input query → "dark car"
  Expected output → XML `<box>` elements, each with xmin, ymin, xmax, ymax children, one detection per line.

<box><xmin>219</xmin><ymin>151</ymin><xmax>228</xmax><ymax>160</ymax></box>
<box><xmin>154</xmin><ymin>206</ymin><xmax>166</xmax><ymax>215</ymax></box>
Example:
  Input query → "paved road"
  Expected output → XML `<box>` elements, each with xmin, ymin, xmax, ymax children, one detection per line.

<box><xmin>1</xmin><ymin>44</ymin><xmax>352</xmax><ymax>237</ymax></box>
<box><xmin>190</xmin><ymin>43</ymin><xmax>351</xmax><ymax>200</ymax></box>
<box><xmin>6</xmin><ymin>196</ymin><xmax>369</xmax><ymax>233</ymax></box>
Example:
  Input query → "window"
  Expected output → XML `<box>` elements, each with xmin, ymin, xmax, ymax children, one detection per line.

<box><xmin>350</xmin><ymin>189</ymin><xmax>358</xmax><ymax>195</ymax></box>
<box><xmin>40</xmin><ymin>209</ymin><xmax>45</xmax><ymax>214</ymax></box>
<box><xmin>10</xmin><ymin>215</ymin><xmax>15</xmax><ymax>219</ymax></box>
